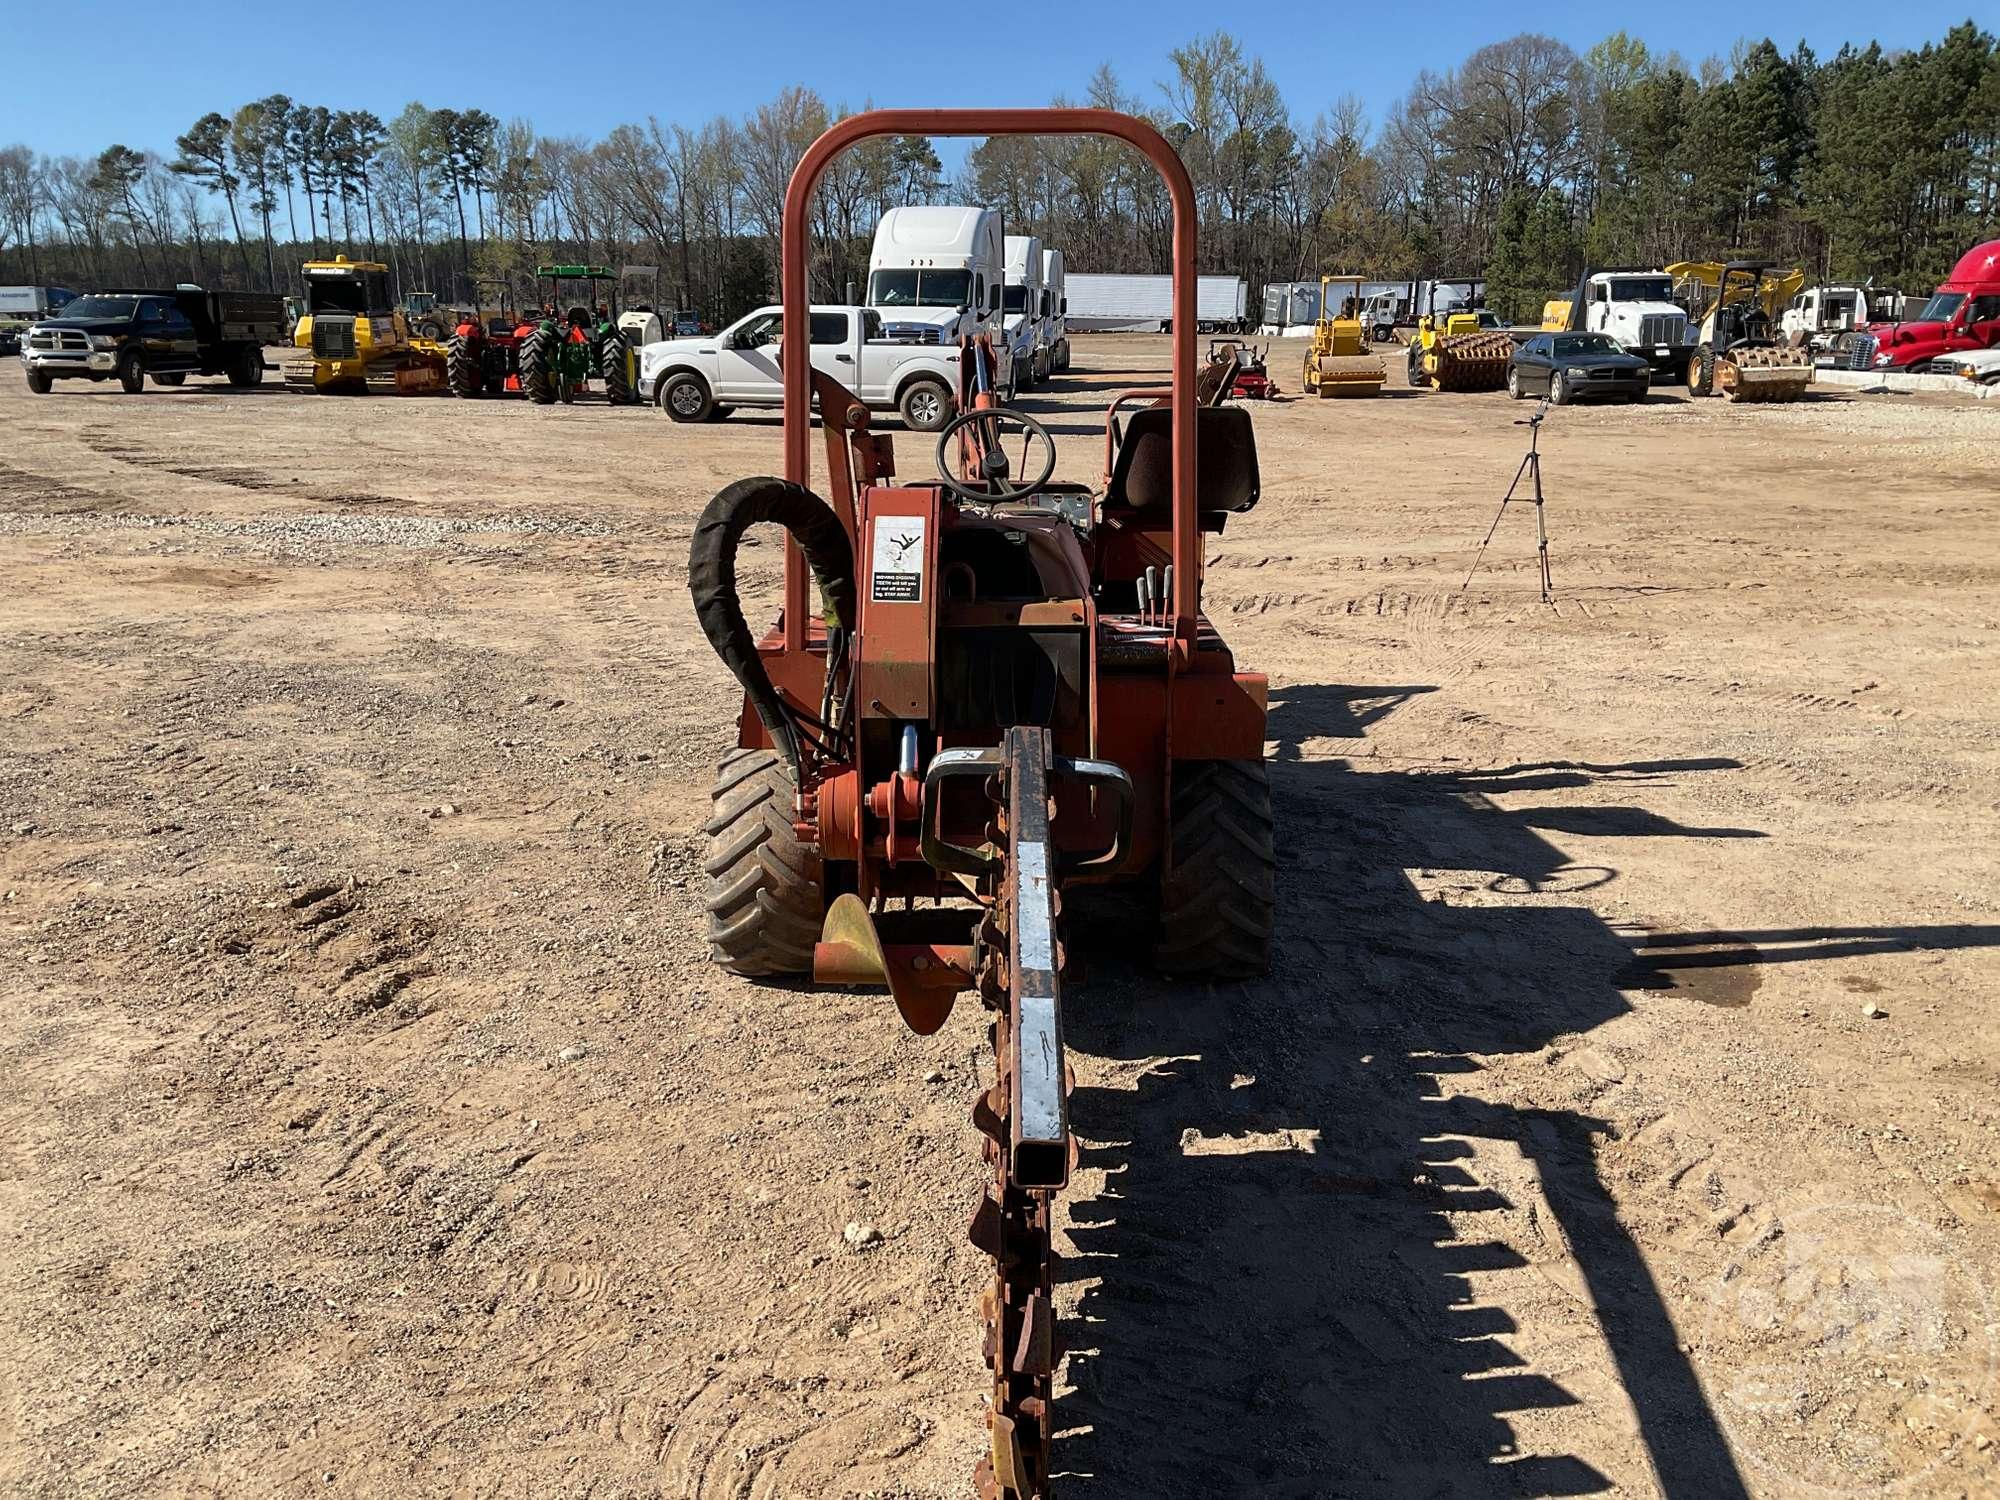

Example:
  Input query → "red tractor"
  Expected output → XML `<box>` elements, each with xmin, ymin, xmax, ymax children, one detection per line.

<box><xmin>443</xmin><ymin>279</ymin><xmax>527</xmax><ymax>397</ymax></box>
<box><xmin>688</xmin><ymin>108</ymin><xmax>1275</xmax><ymax>1499</ymax></box>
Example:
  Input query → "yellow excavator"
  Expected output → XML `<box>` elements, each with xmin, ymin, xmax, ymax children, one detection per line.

<box><xmin>1668</xmin><ymin>259</ymin><xmax>1814</xmax><ymax>402</ymax></box>
<box><xmin>1404</xmin><ymin>280</ymin><xmax>1514</xmax><ymax>392</ymax></box>
<box><xmin>1301</xmin><ymin>274</ymin><xmax>1385</xmax><ymax>397</ymax></box>
<box><xmin>286</xmin><ymin>255</ymin><xmax>447</xmax><ymax>393</ymax></box>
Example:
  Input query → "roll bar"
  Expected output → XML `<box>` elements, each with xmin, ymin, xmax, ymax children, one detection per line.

<box><xmin>777</xmin><ymin>109</ymin><xmax>1201</xmax><ymax>651</ymax></box>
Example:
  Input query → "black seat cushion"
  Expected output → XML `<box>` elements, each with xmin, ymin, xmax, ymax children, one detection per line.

<box><xmin>1105</xmin><ymin>405</ymin><xmax>1260</xmax><ymax>516</ymax></box>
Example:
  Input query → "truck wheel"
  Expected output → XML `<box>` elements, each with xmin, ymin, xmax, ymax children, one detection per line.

<box><xmin>519</xmin><ymin>328</ymin><xmax>557</xmax><ymax>405</ymax></box>
<box><xmin>445</xmin><ymin>334</ymin><xmax>485</xmax><ymax>397</ymax></box>
<box><xmin>229</xmin><ymin>347</ymin><xmax>263</xmax><ymax>388</ymax></box>
<box><xmin>1155</xmin><ymin>759</ymin><xmax>1275</xmax><ymax>978</ymax></box>
<box><xmin>661</xmin><ymin>371</ymin><xmax>712</xmax><ymax>422</ymax></box>
<box><xmin>25</xmin><ymin>368</ymin><xmax>51</xmax><ymax>395</ymax></box>
<box><xmin>898</xmin><ymin>377</ymin><xmax>955</xmax><ymax>432</ymax></box>
<box><xmin>1406</xmin><ymin>349</ymin><xmax>1428</xmax><ymax>388</ymax></box>
<box><xmin>118</xmin><ymin>354</ymin><xmax>145</xmax><ymax>394</ymax></box>
<box><xmin>703</xmin><ymin>748</ymin><xmax>823</xmax><ymax>976</ymax></box>
<box><xmin>153</xmin><ymin>371</ymin><xmax>186</xmax><ymax>387</ymax></box>
<box><xmin>600</xmin><ymin>336</ymin><xmax>633</xmax><ymax>404</ymax></box>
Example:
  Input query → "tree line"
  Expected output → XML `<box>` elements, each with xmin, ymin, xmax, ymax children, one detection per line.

<box><xmin>1</xmin><ymin>23</ymin><xmax>1994</xmax><ymax>326</ymax></box>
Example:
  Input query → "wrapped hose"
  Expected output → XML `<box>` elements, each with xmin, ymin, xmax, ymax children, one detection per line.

<box><xmin>689</xmin><ymin>477</ymin><xmax>856</xmax><ymax>770</ymax></box>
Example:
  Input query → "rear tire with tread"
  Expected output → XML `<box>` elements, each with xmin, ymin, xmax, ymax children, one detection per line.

<box><xmin>703</xmin><ymin>748</ymin><xmax>823</xmax><ymax>976</ymax></box>
<box><xmin>520</xmin><ymin>327</ymin><xmax>556</xmax><ymax>405</ymax></box>
<box><xmin>899</xmin><ymin>376</ymin><xmax>954</xmax><ymax>432</ymax></box>
<box><xmin>600</xmin><ymin>333</ymin><xmax>633</xmax><ymax>404</ymax></box>
<box><xmin>446</xmin><ymin>333</ymin><xmax>485</xmax><ymax>397</ymax></box>
<box><xmin>1155</xmin><ymin>760</ymin><xmax>1275</xmax><ymax>977</ymax></box>
<box><xmin>118</xmin><ymin>354</ymin><xmax>144</xmax><ymax>394</ymax></box>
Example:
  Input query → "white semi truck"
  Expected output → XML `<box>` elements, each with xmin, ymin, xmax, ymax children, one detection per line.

<box><xmin>638</xmin><ymin>303</ymin><xmax>966</xmax><ymax>431</ymax></box>
<box><xmin>1040</xmin><ymin>248</ymin><xmax>1070</xmax><ymax>376</ymax></box>
<box><xmin>1002</xmin><ymin>234</ymin><xmax>1046</xmax><ymax>388</ymax></box>
<box><xmin>1780</xmin><ymin>284</ymin><xmax>1916</xmax><ymax>355</ymax></box>
<box><xmin>865</xmin><ymin>205</ymin><xmax>1015</xmax><ymax>399</ymax></box>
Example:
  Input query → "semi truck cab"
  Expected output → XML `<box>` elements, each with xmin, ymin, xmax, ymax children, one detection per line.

<box><xmin>1040</xmin><ymin>248</ymin><xmax>1069</xmax><ymax>376</ymax></box>
<box><xmin>1856</xmin><ymin>240</ymin><xmax>2000</xmax><ymax>371</ymax></box>
<box><xmin>865</xmin><ymin>205</ymin><xmax>1014</xmax><ymax>399</ymax></box>
<box><xmin>1002</xmin><ymin>234</ymin><xmax>1046</xmax><ymax>387</ymax></box>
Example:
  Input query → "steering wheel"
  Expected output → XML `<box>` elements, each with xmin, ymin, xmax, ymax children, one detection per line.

<box><xmin>932</xmin><ymin>405</ymin><xmax>1057</xmax><ymax>504</ymax></box>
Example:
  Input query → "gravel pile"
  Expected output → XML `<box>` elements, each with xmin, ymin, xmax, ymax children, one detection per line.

<box><xmin>0</xmin><ymin>508</ymin><xmax>612</xmax><ymax>548</ymax></box>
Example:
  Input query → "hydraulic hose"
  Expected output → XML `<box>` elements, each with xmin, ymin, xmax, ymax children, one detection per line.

<box><xmin>688</xmin><ymin>477</ymin><xmax>856</xmax><ymax>770</ymax></box>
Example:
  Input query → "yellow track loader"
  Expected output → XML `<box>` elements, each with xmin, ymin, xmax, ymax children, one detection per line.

<box><xmin>286</xmin><ymin>256</ymin><xmax>446</xmax><ymax>394</ymax></box>
<box><xmin>1301</xmin><ymin>274</ymin><xmax>1385</xmax><ymax>397</ymax></box>
<box><xmin>1668</xmin><ymin>259</ymin><xmax>1814</xmax><ymax>402</ymax></box>
<box><xmin>1404</xmin><ymin>281</ymin><xmax>1514</xmax><ymax>392</ymax></box>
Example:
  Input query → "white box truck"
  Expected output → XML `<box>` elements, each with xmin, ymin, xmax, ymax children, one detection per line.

<box><xmin>865</xmin><ymin>205</ymin><xmax>1015</xmax><ymax>399</ymax></box>
<box><xmin>1040</xmin><ymin>248</ymin><xmax>1069</xmax><ymax>376</ymax></box>
<box><xmin>1002</xmin><ymin>234</ymin><xmax>1046</xmax><ymax>388</ymax></box>
<box><xmin>1066</xmin><ymin>273</ymin><xmax>1248</xmax><ymax>332</ymax></box>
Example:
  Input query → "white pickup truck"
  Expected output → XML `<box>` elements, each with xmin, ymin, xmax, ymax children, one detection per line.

<box><xmin>638</xmin><ymin>303</ymin><xmax>966</xmax><ymax>430</ymax></box>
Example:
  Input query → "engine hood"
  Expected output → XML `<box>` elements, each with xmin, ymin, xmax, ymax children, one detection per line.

<box><xmin>32</xmin><ymin>315</ymin><xmax>131</xmax><ymax>334</ymax></box>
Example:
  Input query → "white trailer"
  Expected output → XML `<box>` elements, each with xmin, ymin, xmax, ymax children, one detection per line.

<box><xmin>1066</xmin><ymin>273</ymin><xmax>1248</xmax><ymax>332</ymax></box>
<box><xmin>1002</xmin><ymin>234</ymin><xmax>1047</xmax><ymax>386</ymax></box>
<box><xmin>1040</xmin><ymin>248</ymin><xmax>1070</xmax><ymax>375</ymax></box>
<box><xmin>865</xmin><ymin>205</ymin><xmax>1015</xmax><ymax>396</ymax></box>
<box><xmin>0</xmin><ymin>285</ymin><xmax>80</xmax><ymax>320</ymax></box>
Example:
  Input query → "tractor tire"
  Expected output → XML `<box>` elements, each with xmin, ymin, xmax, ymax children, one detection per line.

<box><xmin>1405</xmin><ymin>349</ymin><xmax>1428</xmax><ymax>388</ymax></box>
<box><xmin>661</xmin><ymin>370</ymin><xmax>713</xmax><ymax>422</ymax></box>
<box><xmin>600</xmin><ymin>335</ymin><xmax>633</xmax><ymax>405</ymax></box>
<box><xmin>702</xmin><ymin>748</ymin><xmax>823</xmax><ymax>976</ymax></box>
<box><xmin>1689</xmin><ymin>347</ymin><xmax>1716</xmax><ymax>398</ymax></box>
<box><xmin>519</xmin><ymin>327</ymin><xmax>557</xmax><ymax>405</ymax></box>
<box><xmin>446</xmin><ymin>334</ymin><xmax>485</xmax><ymax>398</ymax></box>
<box><xmin>1155</xmin><ymin>759</ymin><xmax>1275</xmax><ymax>978</ymax></box>
<box><xmin>117</xmin><ymin>354</ymin><xmax>145</xmax><ymax>394</ymax></box>
<box><xmin>25</xmin><ymin>367</ymin><xmax>51</xmax><ymax>395</ymax></box>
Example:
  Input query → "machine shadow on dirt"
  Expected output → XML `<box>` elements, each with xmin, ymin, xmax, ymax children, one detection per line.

<box><xmin>1054</xmin><ymin>683</ymin><xmax>1759</xmax><ymax>1497</ymax></box>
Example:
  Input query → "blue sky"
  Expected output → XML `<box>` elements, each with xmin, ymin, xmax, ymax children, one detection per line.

<box><xmin>2</xmin><ymin>0</ymin><xmax>1986</xmax><ymax>161</ymax></box>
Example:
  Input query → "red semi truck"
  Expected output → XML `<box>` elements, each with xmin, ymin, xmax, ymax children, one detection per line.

<box><xmin>1853</xmin><ymin>239</ymin><xmax>2000</xmax><ymax>371</ymax></box>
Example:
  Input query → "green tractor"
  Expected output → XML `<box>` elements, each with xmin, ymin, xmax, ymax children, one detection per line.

<box><xmin>517</xmin><ymin>265</ymin><xmax>640</xmax><ymax>406</ymax></box>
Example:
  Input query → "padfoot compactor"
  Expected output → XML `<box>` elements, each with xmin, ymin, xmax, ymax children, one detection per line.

<box><xmin>1671</xmin><ymin>259</ymin><xmax>1815</xmax><ymax>403</ymax></box>
<box><xmin>1404</xmin><ymin>280</ymin><xmax>1513</xmax><ymax>392</ymax></box>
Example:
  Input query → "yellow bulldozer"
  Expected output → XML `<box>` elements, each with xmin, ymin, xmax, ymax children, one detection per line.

<box><xmin>1668</xmin><ymin>259</ymin><xmax>1814</xmax><ymax>402</ymax></box>
<box><xmin>1404</xmin><ymin>280</ymin><xmax>1514</xmax><ymax>392</ymax></box>
<box><xmin>285</xmin><ymin>255</ymin><xmax>447</xmax><ymax>394</ymax></box>
<box><xmin>1300</xmin><ymin>274</ymin><xmax>1385</xmax><ymax>397</ymax></box>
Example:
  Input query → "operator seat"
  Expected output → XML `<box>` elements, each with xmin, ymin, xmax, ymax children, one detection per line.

<box><xmin>1103</xmin><ymin>405</ymin><xmax>1260</xmax><ymax>522</ymax></box>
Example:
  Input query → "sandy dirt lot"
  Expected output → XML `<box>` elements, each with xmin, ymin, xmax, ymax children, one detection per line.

<box><xmin>1</xmin><ymin>337</ymin><xmax>1997</xmax><ymax>1499</ymax></box>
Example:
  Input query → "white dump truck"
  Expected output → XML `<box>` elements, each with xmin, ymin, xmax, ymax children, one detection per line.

<box><xmin>1556</xmin><ymin>269</ymin><xmax>1696</xmax><ymax>377</ymax></box>
<box><xmin>1002</xmin><ymin>234</ymin><xmax>1046</xmax><ymax>387</ymax></box>
<box><xmin>1040</xmin><ymin>248</ymin><xmax>1070</xmax><ymax>376</ymax></box>
<box><xmin>865</xmin><ymin>204</ymin><xmax>1014</xmax><ymax>399</ymax></box>
<box><xmin>638</xmin><ymin>302</ymin><xmax>967</xmax><ymax>430</ymax></box>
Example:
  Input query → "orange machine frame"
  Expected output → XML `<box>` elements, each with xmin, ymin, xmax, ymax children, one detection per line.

<box><xmin>776</xmin><ymin>109</ymin><xmax>1203</xmax><ymax>657</ymax></box>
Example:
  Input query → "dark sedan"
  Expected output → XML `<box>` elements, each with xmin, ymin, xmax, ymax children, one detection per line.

<box><xmin>1509</xmin><ymin>332</ymin><xmax>1652</xmax><ymax>404</ymax></box>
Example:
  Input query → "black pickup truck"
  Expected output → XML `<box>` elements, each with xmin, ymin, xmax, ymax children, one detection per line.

<box><xmin>20</xmin><ymin>286</ymin><xmax>285</xmax><ymax>394</ymax></box>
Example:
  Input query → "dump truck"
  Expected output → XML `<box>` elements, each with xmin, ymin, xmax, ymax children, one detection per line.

<box><xmin>1670</xmin><ymin>260</ymin><xmax>1815</xmax><ymax>402</ymax></box>
<box><xmin>1301</xmin><ymin>273</ymin><xmax>1384</xmax><ymax>397</ymax></box>
<box><xmin>21</xmin><ymin>285</ymin><xmax>282</xmax><ymax>393</ymax></box>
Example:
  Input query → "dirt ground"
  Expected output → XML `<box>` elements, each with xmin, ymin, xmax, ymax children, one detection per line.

<box><xmin>1</xmin><ymin>336</ymin><xmax>1997</xmax><ymax>1499</ymax></box>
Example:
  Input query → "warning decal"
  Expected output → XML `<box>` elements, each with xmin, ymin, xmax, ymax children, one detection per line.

<box><xmin>870</xmin><ymin>515</ymin><xmax>926</xmax><ymax>603</ymax></box>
